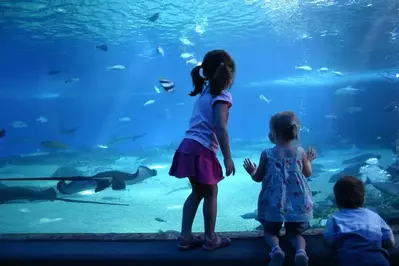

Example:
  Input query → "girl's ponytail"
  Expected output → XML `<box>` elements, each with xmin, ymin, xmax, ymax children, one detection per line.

<box><xmin>209</xmin><ymin>63</ymin><xmax>232</xmax><ymax>96</ymax></box>
<box><xmin>189</xmin><ymin>65</ymin><xmax>205</xmax><ymax>96</ymax></box>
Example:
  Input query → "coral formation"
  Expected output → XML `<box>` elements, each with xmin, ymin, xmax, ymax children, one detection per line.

<box><xmin>359</xmin><ymin>159</ymin><xmax>390</xmax><ymax>182</ymax></box>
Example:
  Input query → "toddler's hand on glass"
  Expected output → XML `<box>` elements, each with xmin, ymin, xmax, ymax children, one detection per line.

<box><xmin>243</xmin><ymin>158</ymin><xmax>257</xmax><ymax>176</ymax></box>
<box><xmin>306</xmin><ymin>146</ymin><xmax>317</xmax><ymax>161</ymax></box>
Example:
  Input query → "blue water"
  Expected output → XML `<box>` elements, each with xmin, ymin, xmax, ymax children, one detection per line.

<box><xmin>0</xmin><ymin>0</ymin><xmax>398</xmax><ymax>234</ymax></box>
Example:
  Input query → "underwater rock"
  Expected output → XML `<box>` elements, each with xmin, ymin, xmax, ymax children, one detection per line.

<box><xmin>51</xmin><ymin>165</ymin><xmax>83</xmax><ymax>178</ymax></box>
<box><xmin>342</xmin><ymin>154</ymin><xmax>381</xmax><ymax>165</ymax></box>
<box><xmin>328</xmin><ymin>163</ymin><xmax>366</xmax><ymax>183</ymax></box>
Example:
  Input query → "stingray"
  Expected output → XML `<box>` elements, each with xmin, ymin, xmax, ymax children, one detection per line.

<box><xmin>0</xmin><ymin>184</ymin><xmax>128</xmax><ymax>206</ymax></box>
<box><xmin>0</xmin><ymin>175</ymin><xmax>126</xmax><ymax>195</ymax></box>
<box><xmin>342</xmin><ymin>154</ymin><xmax>381</xmax><ymax>165</ymax></box>
<box><xmin>56</xmin><ymin>165</ymin><xmax>157</xmax><ymax>195</ymax></box>
<box><xmin>0</xmin><ymin>166</ymin><xmax>157</xmax><ymax>197</ymax></box>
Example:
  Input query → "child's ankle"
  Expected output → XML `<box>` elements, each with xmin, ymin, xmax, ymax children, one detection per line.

<box><xmin>180</xmin><ymin>233</ymin><xmax>193</xmax><ymax>241</ymax></box>
<box><xmin>271</xmin><ymin>246</ymin><xmax>282</xmax><ymax>253</ymax></box>
<box><xmin>296</xmin><ymin>249</ymin><xmax>307</xmax><ymax>255</ymax></box>
<box><xmin>205</xmin><ymin>233</ymin><xmax>216</xmax><ymax>241</ymax></box>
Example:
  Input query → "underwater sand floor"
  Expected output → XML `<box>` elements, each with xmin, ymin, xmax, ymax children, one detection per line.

<box><xmin>0</xmin><ymin>148</ymin><xmax>395</xmax><ymax>234</ymax></box>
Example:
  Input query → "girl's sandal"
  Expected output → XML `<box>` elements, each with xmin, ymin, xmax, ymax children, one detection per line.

<box><xmin>178</xmin><ymin>235</ymin><xmax>204</xmax><ymax>251</ymax></box>
<box><xmin>202</xmin><ymin>235</ymin><xmax>231</xmax><ymax>251</ymax></box>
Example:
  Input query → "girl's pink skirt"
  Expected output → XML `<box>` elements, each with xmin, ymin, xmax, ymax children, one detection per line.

<box><xmin>169</xmin><ymin>138</ymin><xmax>224</xmax><ymax>185</ymax></box>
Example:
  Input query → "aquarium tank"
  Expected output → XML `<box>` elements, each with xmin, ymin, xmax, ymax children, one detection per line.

<box><xmin>0</xmin><ymin>0</ymin><xmax>398</xmax><ymax>235</ymax></box>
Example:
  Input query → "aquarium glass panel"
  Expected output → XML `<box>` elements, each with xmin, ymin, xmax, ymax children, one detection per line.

<box><xmin>0</xmin><ymin>0</ymin><xmax>399</xmax><ymax>234</ymax></box>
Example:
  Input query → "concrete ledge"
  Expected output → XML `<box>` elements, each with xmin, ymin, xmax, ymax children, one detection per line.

<box><xmin>0</xmin><ymin>230</ymin><xmax>399</xmax><ymax>266</ymax></box>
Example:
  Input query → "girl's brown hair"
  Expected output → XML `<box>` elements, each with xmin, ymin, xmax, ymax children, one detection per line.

<box><xmin>270</xmin><ymin>111</ymin><xmax>300</xmax><ymax>143</ymax></box>
<box><xmin>189</xmin><ymin>50</ymin><xmax>235</xmax><ymax>97</ymax></box>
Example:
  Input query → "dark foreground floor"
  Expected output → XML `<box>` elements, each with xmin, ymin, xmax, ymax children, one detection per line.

<box><xmin>1</xmin><ymin>234</ymin><xmax>399</xmax><ymax>266</ymax></box>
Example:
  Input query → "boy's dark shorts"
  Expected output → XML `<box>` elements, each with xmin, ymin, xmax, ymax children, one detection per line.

<box><xmin>261</xmin><ymin>221</ymin><xmax>310</xmax><ymax>236</ymax></box>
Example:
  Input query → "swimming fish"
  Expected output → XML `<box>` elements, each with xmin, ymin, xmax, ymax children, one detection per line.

<box><xmin>325</xmin><ymin>115</ymin><xmax>337</xmax><ymax>119</ymax></box>
<box><xmin>60</xmin><ymin>127</ymin><xmax>78</xmax><ymax>134</ymax></box>
<box><xmin>92</xmin><ymin>166</ymin><xmax>157</xmax><ymax>185</ymax></box>
<box><xmin>65</xmin><ymin>77</ymin><xmax>79</xmax><ymax>84</ymax></box>
<box><xmin>295</xmin><ymin>65</ymin><xmax>312</xmax><ymax>71</ymax></box>
<box><xmin>96</xmin><ymin>44</ymin><xmax>108</xmax><ymax>52</ymax></box>
<box><xmin>56</xmin><ymin>178</ymin><xmax>121</xmax><ymax>195</ymax></box>
<box><xmin>179</xmin><ymin>37</ymin><xmax>194</xmax><ymax>46</ymax></box>
<box><xmin>380</xmin><ymin>72</ymin><xmax>399</xmax><ymax>82</ymax></box>
<box><xmin>384</xmin><ymin>102</ymin><xmax>398</xmax><ymax>112</ymax></box>
<box><xmin>259</xmin><ymin>94</ymin><xmax>271</xmax><ymax>104</ymax></box>
<box><xmin>366</xmin><ymin>177</ymin><xmax>399</xmax><ymax>197</ymax></box>
<box><xmin>347</xmin><ymin>106</ymin><xmax>363</xmax><ymax>114</ymax></box>
<box><xmin>156</xmin><ymin>46</ymin><xmax>164</xmax><ymax>56</ymax></box>
<box><xmin>107</xmin><ymin>134</ymin><xmax>146</xmax><ymax>146</ymax></box>
<box><xmin>40</xmin><ymin>140</ymin><xmax>68</xmax><ymax>150</ymax></box>
<box><xmin>118</xmin><ymin>117</ymin><xmax>131</xmax><ymax>122</ymax></box>
<box><xmin>48</xmin><ymin>70</ymin><xmax>62</xmax><ymax>75</ymax></box>
<box><xmin>317</xmin><ymin>67</ymin><xmax>329</xmax><ymax>72</ymax></box>
<box><xmin>335</xmin><ymin>86</ymin><xmax>362</xmax><ymax>95</ymax></box>
<box><xmin>148</xmin><ymin>12</ymin><xmax>160</xmax><ymax>22</ymax></box>
<box><xmin>240</xmin><ymin>210</ymin><xmax>257</xmax><ymax>220</ymax></box>
<box><xmin>144</xmin><ymin>100</ymin><xmax>155</xmax><ymax>106</ymax></box>
<box><xmin>186</xmin><ymin>58</ymin><xmax>198</xmax><ymax>65</ymax></box>
<box><xmin>12</xmin><ymin>121</ymin><xmax>27</xmax><ymax>128</ymax></box>
<box><xmin>0</xmin><ymin>182</ymin><xmax>128</xmax><ymax>206</ymax></box>
<box><xmin>0</xmin><ymin>129</ymin><xmax>5</xmax><ymax>138</ymax></box>
<box><xmin>159</xmin><ymin>79</ymin><xmax>175</xmax><ymax>92</ymax></box>
<box><xmin>154</xmin><ymin>85</ymin><xmax>161</xmax><ymax>94</ymax></box>
<box><xmin>331</xmin><ymin>71</ymin><xmax>343</xmax><ymax>76</ymax></box>
<box><xmin>36</xmin><ymin>116</ymin><xmax>48</xmax><ymax>123</ymax></box>
<box><xmin>155</xmin><ymin>217</ymin><xmax>167</xmax><ymax>223</ymax></box>
<box><xmin>342</xmin><ymin>154</ymin><xmax>382</xmax><ymax>165</ymax></box>
<box><xmin>180</xmin><ymin>53</ymin><xmax>194</xmax><ymax>59</ymax></box>
<box><xmin>107</xmin><ymin>65</ymin><xmax>125</xmax><ymax>70</ymax></box>
<box><xmin>97</xmin><ymin>144</ymin><xmax>108</xmax><ymax>149</ymax></box>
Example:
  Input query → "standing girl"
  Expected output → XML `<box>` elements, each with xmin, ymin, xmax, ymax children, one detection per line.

<box><xmin>243</xmin><ymin>111</ymin><xmax>316</xmax><ymax>266</ymax></box>
<box><xmin>169</xmin><ymin>50</ymin><xmax>236</xmax><ymax>251</ymax></box>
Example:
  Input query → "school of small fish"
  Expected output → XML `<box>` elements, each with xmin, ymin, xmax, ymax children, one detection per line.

<box><xmin>6</xmin><ymin>10</ymin><xmax>397</xmax><ymax>155</ymax></box>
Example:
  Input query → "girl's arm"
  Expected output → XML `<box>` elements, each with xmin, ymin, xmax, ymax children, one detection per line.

<box><xmin>251</xmin><ymin>151</ymin><xmax>267</xmax><ymax>183</ymax></box>
<box><xmin>299</xmin><ymin>147</ymin><xmax>312</xmax><ymax>177</ymax></box>
<box><xmin>213</xmin><ymin>101</ymin><xmax>232</xmax><ymax>160</ymax></box>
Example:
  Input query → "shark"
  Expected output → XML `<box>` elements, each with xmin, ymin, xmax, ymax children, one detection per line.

<box><xmin>365</xmin><ymin>177</ymin><xmax>399</xmax><ymax>196</ymax></box>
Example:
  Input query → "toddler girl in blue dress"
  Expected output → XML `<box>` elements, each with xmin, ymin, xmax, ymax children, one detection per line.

<box><xmin>244</xmin><ymin>111</ymin><xmax>316</xmax><ymax>266</ymax></box>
